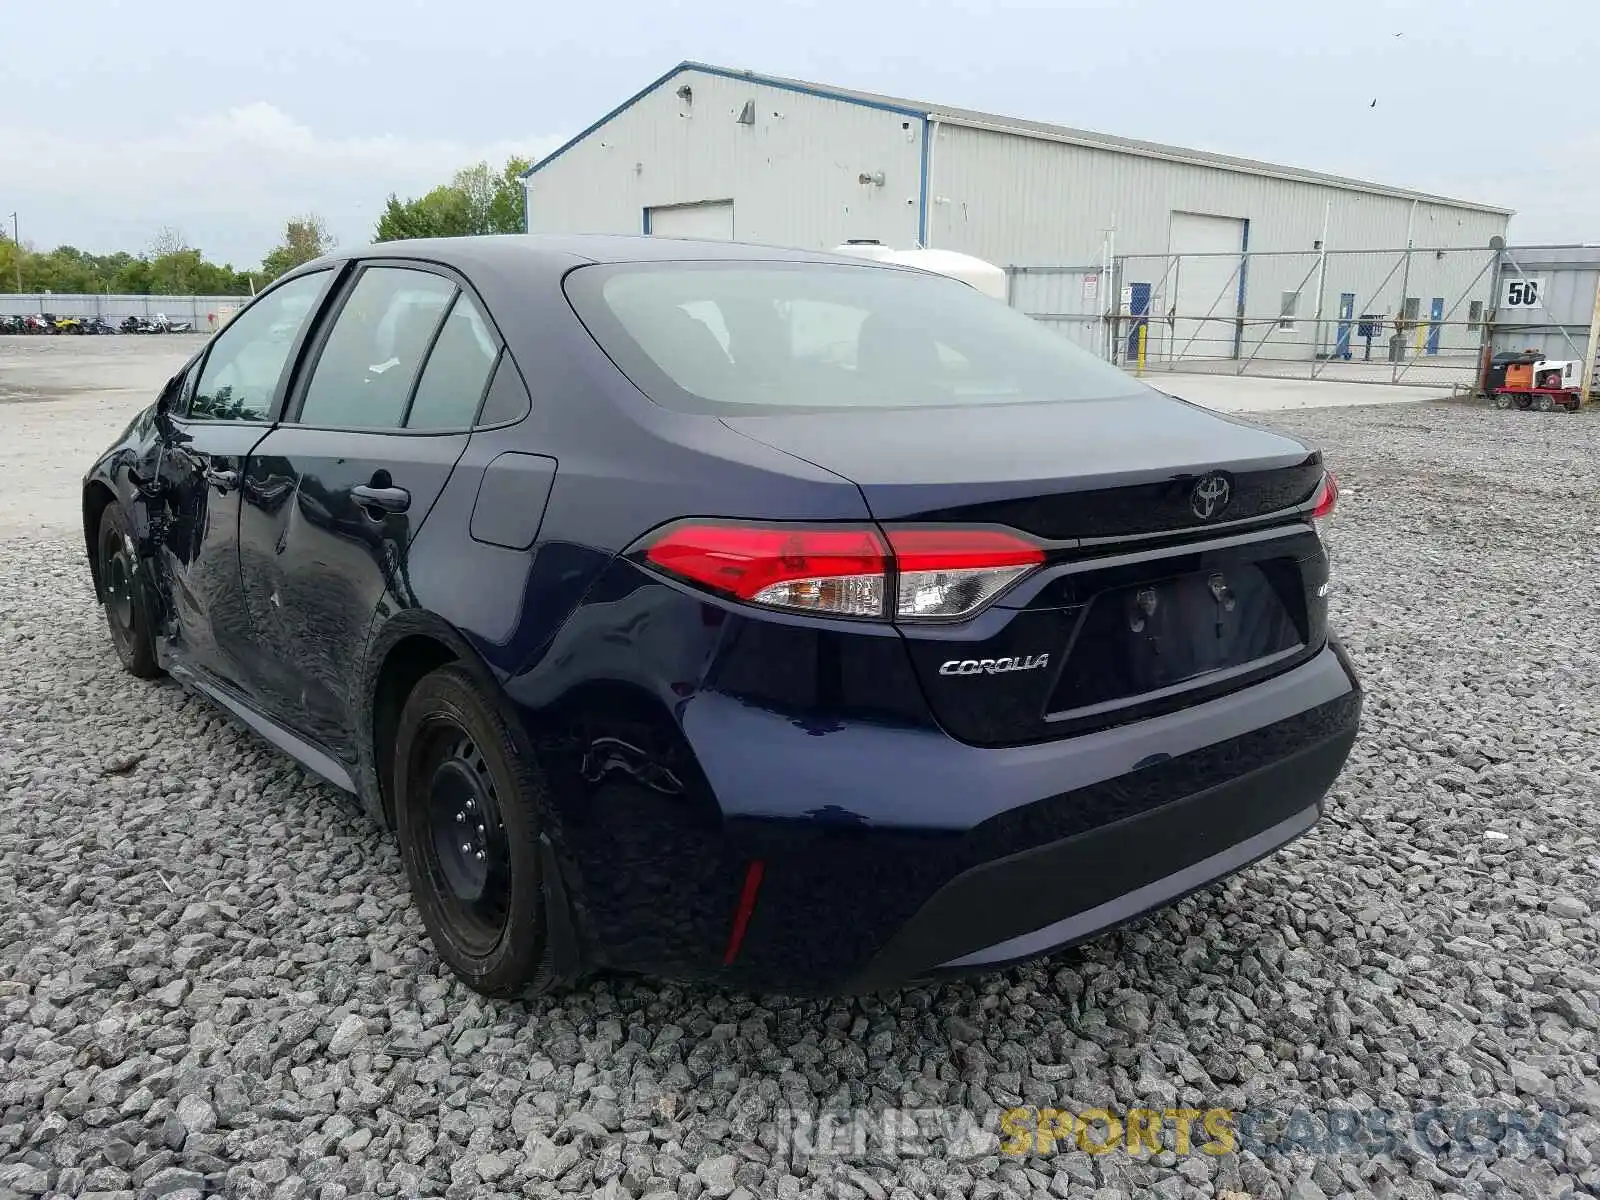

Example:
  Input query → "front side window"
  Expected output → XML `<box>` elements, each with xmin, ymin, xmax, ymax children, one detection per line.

<box><xmin>188</xmin><ymin>270</ymin><xmax>329</xmax><ymax>421</ymax></box>
<box><xmin>563</xmin><ymin>262</ymin><xmax>1147</xmax><ymax>415</ymax></box>
<box><xmin>297</xmin><ymin>267</ymin><xmax>456</xmax><ymax>429</ymax></box>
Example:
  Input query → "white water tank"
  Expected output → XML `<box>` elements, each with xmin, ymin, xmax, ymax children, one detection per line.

<box><xmin>830</xmin><ymin>242</ymin><xmax>1007</xmax><ymax>301</ymax></box>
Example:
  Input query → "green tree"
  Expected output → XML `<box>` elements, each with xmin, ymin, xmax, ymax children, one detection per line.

<box><xmin>0</xmin><ymin>228</ymin><xmax>252</xmax><ymax>296</ymax></box>
<box><xmin>0</xmin><ymin>236</ymin><xmax>20</xmax><ymax>292</ymax></box>
<box><xmin>374</xmin><ymin>156</ymin><xmax>530</xmax><ymax>242</ymax></box>
<box><xmin>260</xmin><ymin>213</ymin><xmax>335</xmax><ymax>281</ymax></box>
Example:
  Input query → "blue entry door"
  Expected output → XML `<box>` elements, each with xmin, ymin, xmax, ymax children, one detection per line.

<box><xmin>1335</xmin><ymin>293</ymin><xmax>1356</xmax><ymax>360</ymax></box>
<box><xmin>1426</xmin><ymin>297</ymin><xmax>1444</xmax><ymax>355</ymax></box>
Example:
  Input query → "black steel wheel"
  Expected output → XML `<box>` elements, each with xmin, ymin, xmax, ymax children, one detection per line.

<box><xmin>96</xmin><ymin>502</ymin><xmax>161</xmax><ymax>678</ymax></box>
<box><xmin>418</xmin><ymin>728</ymin><xmax>513</xmax><ymax>955</ymax></box>
<box><xmin>393</xmin><ymin>663</ymin><xmax>561</xmax><ymax>997</ymax></box>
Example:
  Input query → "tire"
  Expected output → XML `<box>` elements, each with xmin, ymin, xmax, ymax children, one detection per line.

<box><xmin>1492</xmin><ymin>392</ymin><xmax>1512</xmax><ymax>410</ymax></box>
<box><xmin>96</xmin><ymin>502</ymin><xmax>162</xmax><ymax>679</ymax></box>
<box><xmin>1534</xmin><ymin>394</ymin><xmax>1553</xmax><ymax>413</ymax></box>
<box><xmin>392</xmin><ymin>663</ymin><xmax>559</xmax><ymax>998</ymax></box>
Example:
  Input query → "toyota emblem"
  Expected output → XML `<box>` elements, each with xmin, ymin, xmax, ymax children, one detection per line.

<box><xmin>1190</xmin><ymin>472</ymin><xmax>1233</xmax><ymax>521</ymax></box>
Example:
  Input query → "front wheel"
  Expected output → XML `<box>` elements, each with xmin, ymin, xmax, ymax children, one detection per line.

<box><xmin>392</xmin><ymin>663</ymin><xmax>560</xmax><ymax>998</ymax></box>
<box><xmin>96</xmin><ymin>502</ymin><xmax>162</xmax><ymax>679</ymax></box>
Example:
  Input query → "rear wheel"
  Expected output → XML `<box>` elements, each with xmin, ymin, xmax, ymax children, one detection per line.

<box><xmin>392</xmin><ymin>664</ymin><xmax>558</xmax><ymax>998</ymax></box>
<box><xmin>96</xmin><ymin>502</ymin><xmax>161</xmax><ymax>679</ymax></box>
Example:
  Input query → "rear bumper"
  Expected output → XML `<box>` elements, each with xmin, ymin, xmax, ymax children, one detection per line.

<box><xmin>844</xmin><ymin>713</ymin><xmax>1352</xmax><ymax>990</ymax></box>
<box><xmin>562</xmin><ymin>638</ymin><xmax>1361</xmax><ymax>994</ymax></box>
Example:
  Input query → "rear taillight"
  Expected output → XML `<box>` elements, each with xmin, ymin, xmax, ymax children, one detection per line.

<box><xmin>634</xmin><ymin>521</ymin><xmax>1043</xmax><ymax>621</ymax></box>
<box><xmin>641</xmin><ymin>522</ymin><xmax>888</xmax><ymax>618</ymax></box>
<box><xmin>886</xmin><ymin>528</ymin><xmax>1045</xmax><ymax>620</ymax></box>
<box><xmin>1310</xmin><ymin>472</ymin><xmax>1338</xmax><ymax>520</ymax></box>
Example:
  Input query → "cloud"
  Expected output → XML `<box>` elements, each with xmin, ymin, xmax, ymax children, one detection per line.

<box><xmin>0</xmin><ymin>105</ymin><xmax>565</xmax><ymax>267</ymax></box>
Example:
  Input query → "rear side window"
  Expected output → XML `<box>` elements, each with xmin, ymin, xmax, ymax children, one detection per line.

<box><xmin>406</xmin><ymin>294</ymin><xmax>499</xmax><ymax>430</ymax></box>
<box><xmin>563</xmin><ymin>261</ymin><xmax>1146</xmax><ymax>415</ymax></box>
<box><xmin>297</xmin><ymin>267</ymin><xmax>455</xmax><ymax>429</ymax></box>
<box><xmin>476</xmin><ymin>353</ymin><xmax>532</xmax><ymax>426</ymax></box>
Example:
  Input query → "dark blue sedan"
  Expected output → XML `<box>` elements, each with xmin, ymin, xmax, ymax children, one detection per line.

<box><xmin>82</xmin><ymin>235</ymin><xmax>1360</xmax><ymax>997</ymax></box>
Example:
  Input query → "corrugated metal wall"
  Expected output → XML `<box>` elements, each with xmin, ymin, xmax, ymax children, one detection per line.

<box><xmin>526</xmin><ymin>70</ymin><xmax>923</xmax><ymax>249</ymax></box>
<box><xmin>926</xmin><ymin>123</ymin><xmax>1509</xmax><ymax>265</ymax></box>
<box><xmin>1491</xmin><ymin>246</ymin><xmax>1600</xmax><ymax>374</ymax></box>
<box><xmin>527</xmin><ymin>74</ymin><xmax>1510</xmax><ymax>271</ymax></box>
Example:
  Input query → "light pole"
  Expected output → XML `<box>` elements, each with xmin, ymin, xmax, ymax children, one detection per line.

<box><xmin>5</xmin><ymin>212</ymin><xmax>18</xmax><ymax>293</ymax></box>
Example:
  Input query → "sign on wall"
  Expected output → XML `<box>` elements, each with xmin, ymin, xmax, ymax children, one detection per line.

<box><xmin>1082</xmin><ymin>274</ymin><xmax>1099</xmax><ymax>302</ymax></box>
<box><xmin>1501</xmin><ymin>275</ymin><xmax>1547</xmax><ymax>309</ymax></box>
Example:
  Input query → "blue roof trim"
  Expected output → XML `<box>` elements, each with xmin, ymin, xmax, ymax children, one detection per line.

<box><xmin>522</xmin><ymin>63</ymin><xmax>688</xmax><ymax>180</ymax></box>
<box><xmin>522</xmin><ymin>61</ymin><xmax>929</xmax><ymax>179</ymax></box>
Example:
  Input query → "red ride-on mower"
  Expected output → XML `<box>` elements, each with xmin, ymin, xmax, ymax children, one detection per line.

<box><xmin>1488</xmin><ymin>350</ymin><xmax>1583</xmax><ymax>412</ymax></box>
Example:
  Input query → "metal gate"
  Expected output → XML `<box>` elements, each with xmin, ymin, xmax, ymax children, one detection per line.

<box><xmin>1003</xmin><ymin>266</ymin><xmax>1111</xmax><ymax>359</ymax></box>
<box><xmin>1106</xmin><ymin>246</ymin><xmax>1501</xmax><ymax>389</ymax></box>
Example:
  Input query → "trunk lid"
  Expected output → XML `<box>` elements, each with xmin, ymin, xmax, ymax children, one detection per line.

<box><xmin>724</xmin><ymin>392</ymin><xmax>1331</xmax><ymax>746</ymax></box>
<box><xmin>721</xmin><ymin>391</ymin><xmax>1321</xmax><ymax>538</ymax></box>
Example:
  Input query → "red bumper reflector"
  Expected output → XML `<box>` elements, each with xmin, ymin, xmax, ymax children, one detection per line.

<box><xmin>722</xmin><ymin>859</ymin><xmax>766</xmax><ymax>966</ymax></box>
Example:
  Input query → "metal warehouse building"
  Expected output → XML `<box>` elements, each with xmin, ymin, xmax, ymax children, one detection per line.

<box><xmin>523</xmin><ymin>62</ymin><xmax>1512</xmax><ymax>365</ymax></box>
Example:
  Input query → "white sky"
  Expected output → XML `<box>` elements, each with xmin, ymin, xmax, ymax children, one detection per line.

<box><xmin>3</xmin><ymin>0</ymin><xmax>1592</xmax><ymax>266</ymax></box>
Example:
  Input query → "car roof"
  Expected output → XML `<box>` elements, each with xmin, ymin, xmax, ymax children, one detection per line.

<box><xmin>311</xmin><ymin>233</ymin><xmax>875</xmax><ymax>277</ymax></box>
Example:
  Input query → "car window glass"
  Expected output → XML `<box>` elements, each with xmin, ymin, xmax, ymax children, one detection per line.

<box><xmin>475</xmin><ymin>352</ymin><xmax>532</xmax><ymax>427</ymax></box>
<box><xmin>405</xmin><ymin>293</ymin><xmax>499</xmax><ymax>430</ymax></box>
<box><xmin>189</xmin><ymin>271</ymin><xmax>328</xmax><ymax>421</ymax></box>
<box><xmin>568</xmin><ymin>263</ymin><xmax>1148</xmax><ymax>414</ymax></box>
<box><xmin>297</xmin><ymin>267</ymin><xmax>455</xmax><ymax>429</ymax></box>
<box><xmin>680</xmin><ymin>300</ymin><xmax>732</xmax><ymax>355</ymax></box>
<box><xmin>789</xmin><ymin>299</ymin><xmax>866</xmax><ymax>367</ymax></box>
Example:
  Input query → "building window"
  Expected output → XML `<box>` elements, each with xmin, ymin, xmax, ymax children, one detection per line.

<box><xmin>1468</xmin><ymin>300</ymin><xmax>1484</xmax><ymax>331</ymax></box>
<box><xmin>1402</xmin><ymin>297</ymin><xmax>1421</xmax><ymax>324</ymax></box>
<box><xmin>1279</xmin><ymin>291</ymin><xmax>1299</xmax><ymax>331</ymax></box>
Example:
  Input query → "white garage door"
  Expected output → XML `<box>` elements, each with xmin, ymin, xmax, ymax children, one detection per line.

<box><xmin>1169</xmin><ymin>212</ymin><xmax>1246</xmax><ymax>359</ymax></box>
<box><xmin>647</xmin><ymin>201</ymin><xmax>735</xmax><ymax>240</ymax></box>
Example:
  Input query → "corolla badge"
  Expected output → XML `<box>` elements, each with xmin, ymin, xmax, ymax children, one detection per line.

<box><xmin>1190</xmin><ymin>472</ymin><xmax>1233</xmax><ymax>521</ymax></box>
<box><xmin>939</xmin><ymin>654</ymin><xmax>1050</xmax><ymax>676</ymax></box>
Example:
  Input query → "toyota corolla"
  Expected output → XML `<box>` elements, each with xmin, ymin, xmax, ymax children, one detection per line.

<box><xmin>82</xmin><ymin>235</ymin><xmax>1361</xmax><ymax>997</ymax></box>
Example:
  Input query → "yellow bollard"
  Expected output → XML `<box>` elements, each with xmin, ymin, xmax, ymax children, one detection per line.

<box><xmin>1136</xmin><ymin>323</ymin><xmax>1147</xmax><ymax>376</ymax></box>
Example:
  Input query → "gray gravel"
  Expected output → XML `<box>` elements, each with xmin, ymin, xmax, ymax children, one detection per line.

<box><xmin>3</xmin><ymin>400</ymin><xmax>1600</xmax><ymax>1200</ymax></box>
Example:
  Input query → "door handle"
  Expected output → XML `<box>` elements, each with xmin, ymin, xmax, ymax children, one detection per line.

<box><xmin>204</xmin><ymin>467</ymin><xmax>239</xmax><ymax>491</ymax></box>
<box><xmin>351</xmin><ymin>484</ymin><xmax>411</xmax><ymax>515</ymax></box>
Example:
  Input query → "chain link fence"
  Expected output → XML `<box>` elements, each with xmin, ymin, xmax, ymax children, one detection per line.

<box><xmin>1006</xmin><ymin>246</ymin><xmax>1530</xmax><ymax>392</ymax></box>
<box><xmin>1104</xmin><ymin>246</ymin><xmax>1500</xmax><ymax>389</ymax></box>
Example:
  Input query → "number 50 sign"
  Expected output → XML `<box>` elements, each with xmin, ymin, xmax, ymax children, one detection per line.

<box><xmin>1501</xmin><ymin>276</ymin><xmax>1546</xmax><ymax>309</ymax></box>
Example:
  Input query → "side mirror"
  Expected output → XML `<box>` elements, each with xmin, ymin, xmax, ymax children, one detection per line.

<box><xmin>155</xmin><ymin>371</ymin><xmax>183</xmax><ymax>416</ymax></box>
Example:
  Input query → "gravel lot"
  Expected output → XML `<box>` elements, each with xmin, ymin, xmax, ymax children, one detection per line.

<box><xmin>2</xmin><ymin>340</ymin><xmax>1599</xmax><ymax>1199</ymax></box>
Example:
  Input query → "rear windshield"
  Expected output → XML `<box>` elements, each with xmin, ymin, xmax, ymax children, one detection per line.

<box><xmin>563</xmin><ymin>261</ymin><xmax>1145</xmax><ymax>415</ymax></box>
